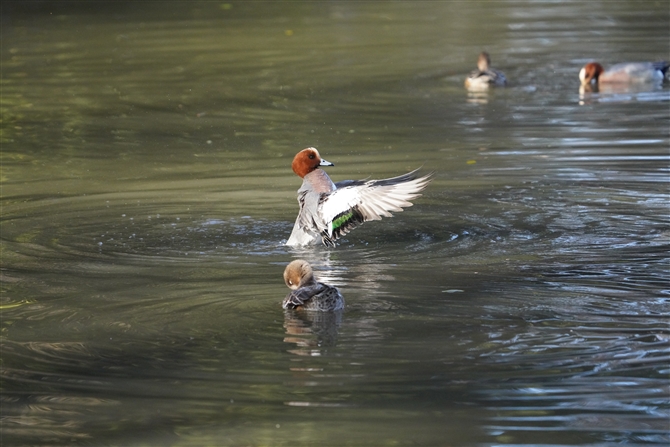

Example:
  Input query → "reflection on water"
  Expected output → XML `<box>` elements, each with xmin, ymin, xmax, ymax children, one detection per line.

<box><xmin>466</xmin><ymin>89</ymin><xmax>492</xmax><ymax>105</ymax></box>
<box><xmin>2</xmin><ymin>0</ymin><xmax>669</xmax><ymax>445</ymax></box>
<box><xmin>283</xmin><ymin>309</ymin><xmax>343</xmax><ymax>352</ymax></box>
<box><xmin>579</xmin><ymin>82</ymin><xmax>670</xmax><ymax>104</ymax></box>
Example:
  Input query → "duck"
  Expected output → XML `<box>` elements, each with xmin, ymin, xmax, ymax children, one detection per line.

<box><xmin>464</xmin><ymin>52</ymin><xmax>507</xmax><ymax>90</ymax></box>
<box><xmin>286</xmin><ymin>147</ymin><xmax>431</xmax><ymax>247</ymax></box>
<box><xmin>282</xmin><ymin>259</ymin><xmax>344</xmax><ymax>311</ymax></box>
<box><xmin>579</xmin><ymin>61</ymin><xmax>669</xmax><ymax>85</ymax></box>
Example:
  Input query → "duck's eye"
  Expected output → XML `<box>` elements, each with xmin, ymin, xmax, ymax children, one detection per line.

<box><xmin>308</xmin><ymin>154</ymin><xmax>315</xmax><ymax>159</ymax></box>
<box><xmin>288</xmin><ymin>280</ymin><xmax>293</xmax><ymax>285</ymax></box>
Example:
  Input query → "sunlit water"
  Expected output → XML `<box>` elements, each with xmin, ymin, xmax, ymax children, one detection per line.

<box><xmin>2</xmin><ymin>1</ymin><xmax>669</xmax><ymax>446</ymax></box>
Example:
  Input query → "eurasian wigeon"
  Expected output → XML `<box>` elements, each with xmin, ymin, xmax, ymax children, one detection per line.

<box><xmin>464</xmin><ymin>52</ymin><xmax>507</xmax><ymax>90</ymax></box>
<box><xmin>282</xmin><ymin>259</ymin><xmax>344</xmax><ymax>311</ymax></box>
<box><xmin>579</xmin><ymin>61</ymin><xmax>669</xmax><ymax>85</ymax></box>
<box><xmin>286</xmin><ymin>147</ymin><xmax>431</xmax><ymax>247</ymax></box>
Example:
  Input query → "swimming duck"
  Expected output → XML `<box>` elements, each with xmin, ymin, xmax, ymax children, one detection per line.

<box><xmin>282</xmin><ymin>259</ymin><xmax>344</xmax><ymax>311</ymax></box>
<box><xmin>579</xmin><ymin>61</ymin><xmax>669</xmax><ymax>85</ymax></box>
<box><xmin>286</xmin><ymin>147</ymin><xmax>431</xmax><ymax>247</ymax></box>
<box><xmin>464</xmin><ymin>52</ymin><xmax>507</xmax><ymax>90</ymax></box>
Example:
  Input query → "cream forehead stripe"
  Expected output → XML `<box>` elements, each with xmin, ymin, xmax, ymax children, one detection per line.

<box><xmin>579</xmin><ymin>67</ymin><xmax>586</xmax><ymax>82</ymax></box>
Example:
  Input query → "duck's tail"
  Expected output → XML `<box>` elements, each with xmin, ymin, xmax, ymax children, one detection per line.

<box><xmin>653</xmin><ymin>61</ymin><xmax>670</xmax><ymax>77</ymax></box>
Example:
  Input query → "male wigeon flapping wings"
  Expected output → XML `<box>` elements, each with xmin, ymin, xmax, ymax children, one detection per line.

<box><xmin>286</xmin><ymin>147</ymin><xmax>431</xmax><ymax>247</ymax></box>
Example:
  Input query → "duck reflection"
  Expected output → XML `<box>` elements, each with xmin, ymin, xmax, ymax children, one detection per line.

<box><xmin>283</xmin><ymin>309</ymin><xmax>343</xmax><ymax>354</ymax></box>
<box><xmin>466</xmin><ymin>90</ymin><xmax>490</xmax><ymax>105</ymax></box>
<box><xmin>579</xmin><ymin>82</ymin><xmax>665</xmax><ymax>105</ymax></box>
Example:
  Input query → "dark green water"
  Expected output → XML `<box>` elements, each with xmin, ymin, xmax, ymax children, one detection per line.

<box><xmin>2</xmin><ymin>1</ymin><xmax>669</xmax><ymax>446</ymax></box>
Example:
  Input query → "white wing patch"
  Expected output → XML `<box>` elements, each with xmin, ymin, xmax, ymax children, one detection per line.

<box><xmin>319</xmin><ymin>170</ymin><xmax>431</xmax><ymax>238</ymax></box>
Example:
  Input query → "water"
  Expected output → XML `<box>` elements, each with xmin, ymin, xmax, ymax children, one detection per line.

<box><xmin>2</xmin><ymin>1</ymin><xmax>669</xmax><ymax>445</ymax></box>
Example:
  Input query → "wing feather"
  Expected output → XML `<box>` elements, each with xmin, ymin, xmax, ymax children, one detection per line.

<box><xmin>318</xmin><ymin>169</ymin><xmax>431</xmax><ymax>244</ymax></box>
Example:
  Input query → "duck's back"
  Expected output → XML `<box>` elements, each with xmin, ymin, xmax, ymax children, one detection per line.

<box><xmin>304</xmin><ymin>284</ymin><xmax>345</xmax><ymax>311</ymax></box>
<box><xmin>465</xmin><ymin>69</ymin><xmax>506</xmax><ymax>90</ymax></box>
<box><xmin>283</xmin><ymin>282</ymin><xmax>344</xmax><ymax>311</ymax></box>
<box><xmin>602</xmin><ymin>62</ymin><xmax>667</xmax><ymax>84</ymax></box>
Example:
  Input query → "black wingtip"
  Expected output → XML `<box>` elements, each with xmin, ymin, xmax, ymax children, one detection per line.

<box><xmin>321</xmin><ymin>234</ymin><xmax>337</xmax><ymax>248</ymax></box>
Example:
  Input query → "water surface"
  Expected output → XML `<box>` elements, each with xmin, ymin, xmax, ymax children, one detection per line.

<box><xmin>2</xmin><ymin>1</ymin><xmax>669</xmax><ymax>446</ymax></box>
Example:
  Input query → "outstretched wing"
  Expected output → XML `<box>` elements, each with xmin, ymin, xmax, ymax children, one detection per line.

<box><xmin>318</xmin><ymin>169</ymin><xmax>431</xmax><ymax>245</ymax></box>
